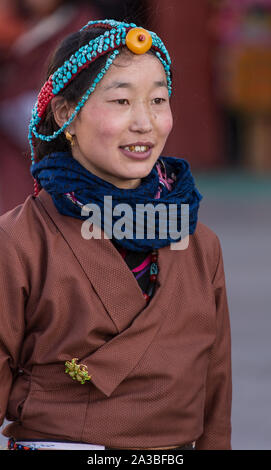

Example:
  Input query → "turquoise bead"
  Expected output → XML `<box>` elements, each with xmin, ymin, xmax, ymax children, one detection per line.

<box><xmin>150</xmin><ymin>263</ymin><xmax>158</xmax><ymax>275</ymax></box>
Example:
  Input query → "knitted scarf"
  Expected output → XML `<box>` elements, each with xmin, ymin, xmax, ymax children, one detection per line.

<box><xmin>31</xmin><ymin>152</ymin><xmax>203</xmax><ymax>252</ymax></box>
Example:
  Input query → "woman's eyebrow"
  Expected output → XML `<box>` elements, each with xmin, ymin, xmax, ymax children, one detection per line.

<box><xmin>103</xmin><ymin>80</ymin><xmax>167</xmax><ymax>90</ymax></box>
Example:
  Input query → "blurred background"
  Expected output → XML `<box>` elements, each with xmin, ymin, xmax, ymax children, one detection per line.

<box><xmin>0</xmin><ymin>0</ymin><xmax>270</xmax><ymax>450</ymax></box>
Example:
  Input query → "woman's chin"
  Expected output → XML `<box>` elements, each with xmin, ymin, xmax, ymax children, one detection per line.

<box><xmin>122</xmin><ymin>167</ymin><xmax>153</xmax><ymax>184</ymax></box>
<box><xmin>111</xmin><ymin>168</ymin><xmax>151</xmax><ymax>189</ymax></box>
<box><xmin>122</xmin><ymin>156</ymin><xmax>158</xmax><ymax>173</ymax></box>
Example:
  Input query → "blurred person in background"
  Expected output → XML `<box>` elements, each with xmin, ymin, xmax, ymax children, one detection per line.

<box><xmin>0</xmin><ymin>0</ymin><xmax>101</xmax><ymax>214</ymax></box>
<box><xmin>0</xmin><ymin>0</ymin><xmax>27</xmax><ymax>52</ymax></box>
<box><xmin>209</xmin><ymin>0</ymin><xmax>271</xmax><ymax>172</ymax></box>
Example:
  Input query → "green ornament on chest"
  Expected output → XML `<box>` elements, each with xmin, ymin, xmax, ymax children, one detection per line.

<box><xmin>65</xmin><ymin>358</ymin><xmax>91</xmax><ymax>384</ymax></box>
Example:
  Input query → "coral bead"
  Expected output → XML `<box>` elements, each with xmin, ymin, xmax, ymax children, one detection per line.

<box><xmin>125</xmin><ymin>27</ymin><xmax>152</xmax><ymax>54</ymax></box>
<box><xmin>143</xmin><ymin>292</ymin><xmax>150</xmax><ymax>302</ymax></box>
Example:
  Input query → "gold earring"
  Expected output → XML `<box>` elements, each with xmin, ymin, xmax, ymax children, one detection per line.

<box><xmin>65</xmin><ymin>131</ymin><xmax>75</xmax><ymax>147</ymax></box>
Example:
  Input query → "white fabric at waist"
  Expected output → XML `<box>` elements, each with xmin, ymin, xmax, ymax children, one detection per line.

<box><xmin>15</xmin><ymin>440</ymin><xmax>105</xmax><ymax>450</ymax></box>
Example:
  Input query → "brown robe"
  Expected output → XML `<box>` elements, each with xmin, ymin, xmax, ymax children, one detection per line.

<box><xmin>0</xmin><ymin>189</ymin><xmax>232</xmax><ymax>449</ymax></box>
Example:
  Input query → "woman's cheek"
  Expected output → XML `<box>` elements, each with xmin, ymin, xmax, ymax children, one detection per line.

<box><xmin>160</xmin><ymin>112</ymin><xmax>173</xmax><ymax>138</ymax></box>
<box><xmin>97</xmin><ymin>113</ymin><xmax>127</xmax><ymax>139</ymax></box>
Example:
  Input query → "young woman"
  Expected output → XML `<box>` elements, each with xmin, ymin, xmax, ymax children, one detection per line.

<box><xmin>0</xmin><ymin>19</ymin><xmax>232</xmax><ymax>450</ymax></box>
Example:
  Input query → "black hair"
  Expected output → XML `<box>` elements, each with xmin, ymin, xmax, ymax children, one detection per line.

<box><xmin>34</xmin><ymin>26</ymin><xmax>173</xmax><ymax>161</ymax></box>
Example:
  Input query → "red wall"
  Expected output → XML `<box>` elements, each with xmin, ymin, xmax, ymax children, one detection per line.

<box><xmin>148</xmin><ymin>0</ymin><xmax>226</xmax><ymax>169</ymax></box>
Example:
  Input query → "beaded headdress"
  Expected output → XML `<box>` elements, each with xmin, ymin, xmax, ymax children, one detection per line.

<box><xmin>28</xmin><ymin>19</ymin><xmax>172</xmax><ymax>196</ymax></box>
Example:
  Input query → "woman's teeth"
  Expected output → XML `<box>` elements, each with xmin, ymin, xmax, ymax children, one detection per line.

<box><xmin>123</xmin><ymin>145</ymin><xmax>150</xmax><ymax>153</ymax></box>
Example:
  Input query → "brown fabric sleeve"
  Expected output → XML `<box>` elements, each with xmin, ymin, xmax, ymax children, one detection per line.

<box><xmin>0</xmin><ymin>227</ymin><xmax>28</xmax><ymax>426</ymax></box>
<box><xmin>195</xmin><ymin>235</ymin><xmax>232</xmax><ymax>450</ymax></box>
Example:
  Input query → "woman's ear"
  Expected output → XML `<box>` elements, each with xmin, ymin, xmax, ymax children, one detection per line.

<box><xmin>51</xmin><ymin>96</ymin><xmax>75</xmax><ymax>133</ymax></box>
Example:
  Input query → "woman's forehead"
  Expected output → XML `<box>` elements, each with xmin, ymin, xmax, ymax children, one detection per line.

<box><xmin>99</xmin><ymin>52</ymin><xmax>167</xmax><ymax>90</ymax></box>
<box><xmin>113</xmin><ymin>49</ymin><xmax>165</xmax><ymax>69</ymax></box>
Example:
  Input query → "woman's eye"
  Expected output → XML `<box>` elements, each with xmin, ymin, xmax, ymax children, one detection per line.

<box><xmin>114</xmin><ymin>99</ymin><xmax>129</xmax><ymax>105</ymax></box>
<box><xmin>153</xmin><ymin>98</ymin><xmax>166</xmax><ymax>104</ymax></box>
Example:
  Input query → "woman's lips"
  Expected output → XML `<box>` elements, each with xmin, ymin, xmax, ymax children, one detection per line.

<box><xmin>119</xmin><ymin>146</ymin><xmax>153</xmax><ymax>160</ymax></box>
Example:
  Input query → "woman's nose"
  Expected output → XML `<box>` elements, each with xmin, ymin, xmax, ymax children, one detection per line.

<box><xmin>129</xmin><ymin>102</ymin><xmax>153</xmax><ymax>133</ymax></box>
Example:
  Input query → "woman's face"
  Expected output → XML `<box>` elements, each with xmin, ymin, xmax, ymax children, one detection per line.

<box><xmin>68</xmin><ymin>51</ymin><xmax>173</xmax><ymax>189</ymax></box>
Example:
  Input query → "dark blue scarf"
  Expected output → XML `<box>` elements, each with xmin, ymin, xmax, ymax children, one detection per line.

<box><xmin>31</xmin><ymin>152</ymin><xmax>203</xmax><ymax>252</ymax></box>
